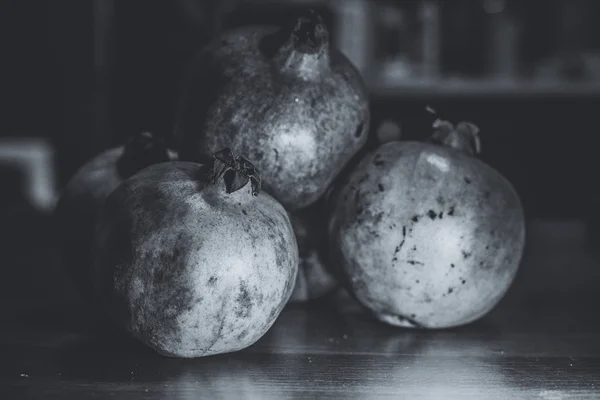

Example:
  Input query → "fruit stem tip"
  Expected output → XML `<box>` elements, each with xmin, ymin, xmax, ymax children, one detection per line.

<box><xmin>290</xmin><ymin>8</ymin><xmax>329</xmax><ymax>53</ymax></box>
<box><xmin>426</xmin><ymin>106</ymin><xmax>481</xmax><ymax>156</ymax></box>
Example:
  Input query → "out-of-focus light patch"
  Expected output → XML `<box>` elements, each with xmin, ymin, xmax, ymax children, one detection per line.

<box><xmin>538</xmin><ymin>389</ymin><xmax>568</xmax><ymax>400</ymax></box>
<box><xmin>424</xmin><ymin>152</ymin><xmax>449</xmax><ymax>173</ymax></box>
<box><xmin>0</xmin><ymin>137</ymin><xmax>57</xmax><ymax>212</ymax></box>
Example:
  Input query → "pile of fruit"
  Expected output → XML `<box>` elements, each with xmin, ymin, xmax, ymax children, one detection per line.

<box><xmin>55</xmin><ymin>10</ymin><xmax>525</xmax><ymax>358</ymax></box>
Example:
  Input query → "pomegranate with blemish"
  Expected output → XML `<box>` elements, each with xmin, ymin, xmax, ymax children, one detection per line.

<box><xmin>91</xmin><ymin>148</ymin><xmax>298</xmax><ymax>357</ymax></box>
<box><xmin>327</xmin><ymin>111</ymin><xmax>525</xmax><ymax>329</ymax></box>
<box><xmin>173</xmin><ymin>9</ymin><xmax>369</xmax><ymax>210</ymax></box>
<box><xmin>54</xmin><ymin>132</ymin><xmax>176</xmax><ymax>300</ymax></box>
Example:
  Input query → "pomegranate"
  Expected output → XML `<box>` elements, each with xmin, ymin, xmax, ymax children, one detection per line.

<box><xmin>54</xmin><ymin>132</ymin><xmax>176</xmax><ymax>300</ymax></box>
<box><xmin>91</xmin><ymin>148</ymin><xmax>298</xmax><ymax>357</ymax></box>
<box><xmin>288</xmin><ymin>203</ymin><xmax>338</xmax><ymax>303</ymax></box>
<box><xmin>328</xmin><ymin>111</ymin><xmax>526</xmax><ymax>329</ymax></box>
<box><xmin>173</xmin><ymin>9</ymin><xmax>370</xmax><ymax>210</ymax></box>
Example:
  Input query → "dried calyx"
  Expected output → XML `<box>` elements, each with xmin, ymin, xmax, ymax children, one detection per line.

<box><xmin>426</xmin><ymin>106</ymin><xmax>481</xmax><ymax>157</ymax></box>
<box><xmin>117</xmin><ymin>131</ymin><xmax>171</xmax><ymax>178</ymax></box>
<box><xmin>208</xmin><ymin>148</ymin><xmax>261</xmax><ymax>196</ymax></box>
<box><xmin>267</xmin><ymin>8</ymin><xmax>330</xmax><ymax>79</ymax></box>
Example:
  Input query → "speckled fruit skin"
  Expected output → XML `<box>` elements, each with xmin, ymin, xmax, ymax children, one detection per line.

<box><xmin>288</xmin><ymin>205</ymin><xmax>338</xmax><ymax>303</ymax></box>
<box><xmin>174</xmin><ymin>11</ymin><xmax>369</xmax><ymax>210</ymax></box>
<box><xmin>54</xmin><ymin>132</ymin><xmax>176</xmax><ymax>301</ymax></box>
<box><xmin>91</xmin><ymin>157</ymin><xmax>298</xmax><ymax>358</ymax></box>
<box><xmin>328</xmin><ymin>141</ymin><xmax>526</xmax><ymax>329</ymax></box>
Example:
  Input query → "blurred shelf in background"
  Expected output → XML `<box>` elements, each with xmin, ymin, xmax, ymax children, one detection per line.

<box><xmin>369</xmin><ymin>78</ymin><xmax>600</xmax><ymax>98</ymax></box>
<box><xmin>33</xmin><ymin>0</ymin><xmax>600</xmax><ymax>219</ymax></box>
<box><xmin>228</xmin><ymin>0</ymin><xmax>600</xmax><ymax>98</ymax></box>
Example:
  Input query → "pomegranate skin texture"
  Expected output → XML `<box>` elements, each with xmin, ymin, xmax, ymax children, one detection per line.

<box><xmin>91</xmin><ymin>149</ymin><xmax>298</xmax><ymax>358</ymax></box>
<box><xmin>174</xmin><ymin>9</ymin><xmax>370</xmax><ymax>210</ymax></box>
<box><xmin>54</xmin><ymin>132</ymin><xmax>176</xmax><ymax>301</ymax></box>
<box><xmin>328</xmin><ymin>119</ymin><xmax>526</xmax><ymax>329</ymax></box>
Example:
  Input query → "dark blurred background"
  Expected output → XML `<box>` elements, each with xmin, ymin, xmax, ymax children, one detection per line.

<box><xmin>1</xmin><ymin>0</ymin><xmax>600</xmax><ymax>320</ymax></box>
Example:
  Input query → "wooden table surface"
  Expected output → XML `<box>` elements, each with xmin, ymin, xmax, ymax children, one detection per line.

<box><xmin>1</xmin><ymin>219</ymin><xmax>600</xmax><ymax>399</ymax></box>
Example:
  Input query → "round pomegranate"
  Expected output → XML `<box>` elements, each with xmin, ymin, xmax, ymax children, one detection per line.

<box><xmin>173</xmin><ymin>9</ymin><xmax>370</xmax><ymax>210</ymax></box>
<box><xmin>91</xmin><ymin>148</ymin><xmax>298</xmax><ymax>357</ymax></box>
<box><xmin>328</xmin><ymin>112</ymin><xmax>526</xmax><ymax>329</ymax></box>
<box><xmin>54</xmin><ymin>132</ymin><xmax>176</xmax><ymax>300</ymax></box>
<box><xmin>288</xmin><ymin>203</ymin><xmax>338</xmax><ymax>303</ymax></box>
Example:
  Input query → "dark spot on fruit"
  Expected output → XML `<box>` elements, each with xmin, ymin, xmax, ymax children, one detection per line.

<box><xmin>412</xmin><ymin>215</ymin><xmax>420</xmax><ymax>223</ymax></box>
<box><xmin>412</xmin><ymin>245</ymin><xmax>417</xmax><ymax>251</ymax></box>
<box><xmin>427</xmin><ymin>210</ymin><xmax>437</xmax><ymax>220</ymax></box>
<box><xmin>206</xmin><ymin>314</ymin><xmax>227</xmax><ymax>351</ymax></box>
<box><xmin>407</xmin><ymin>260</ymin><xmax>424</xmax><ymax>266</ymax></box>
<box><xmin>479</xmin><ymin>261</ymin><xmax>484</xmax><ymax>266</ymax></box>
<box><xmin>378</xmin><ymin>183</ymin><xmax>384</xmax><ymax>192</ymax></box>
<box><xmin>237</xmin><ymin>329</ymin><xmax>249</xmax><ymax>341</ymax></box>
<box><xmin>485</xmin><ymin>245</ymin><xmax>490</xmax><ymax>250</ymax></box>
<box><xmin>273</xmin><ymin>148</ymin><xmax>279</xmax><ymax>161</ymax></box>
<box><xmin>392</xmin><ymin>257</ymin><xmax>398</xmax><ymax>262</ymax></box>
<box><xmin>448</xmin><ymin>206</ymin><xmax>456</xmax><ymax>216</ymax></box>
<box><xmin>436</xmin><ymin>195</ymin><xmax>445</xmax><ymax>205</ymax></box>
<box><xmin>415</xmin><ymin>279</ymin><xmax>420</xmax><ymax>283</ymax></box>
<box><xmin>393</xmin><ymin>227</ymin><xmax>407</xmax><ymax>258</ymax></box>
<box><xmin>236</xmin><ymin>282</ymin><xmax>253</xmax><ymax>318</ymax></box>
<box><xmin>207</xmin><ymin>276</ymin><xmax>218</xmax><ymax>286</ymax></box>
<box><xmin>464</xmin><ymin>177</ymin><xmax>472</xmax><ymax>184</ymax></box>
<box><xmin>354</xmin><ymin>121</ymin><xmax>364</xmax><ymax>138</ymax></box>
<box><xmin>374</xmin><ymin>212</ymin><xmax>384</xmax><ymax>224</ymax></box>
<box><xmin>242</xmin><ymin>209</ymin><xmax>248</xmax><ymax>215</ymax></box>
<box><xmin>268</xmin><ymin>306</ymin><xmax>278</xmax><ymax>320</ymax></box>
<box><xmin>483</xmin><ymin>191</ymin><xmax>491</xmax><ymax>199</ymax></box>
<box><xmin>153</xmin><ymin>267</ymin><xmax>168</xmax><ymax>285</ymax></box>
<box><xmin>438</xmin><ymin>211</ymin><xmax>443</xmax><ymax>219</ymax></box>
<box><xmin>461</xmin><ymin>279</ymin><xmax>466</xmax><ymax>284</ymax></box>
<box><xmin>411</xmin><ymin>314</ymin><xmax>416</xmax><ymax>318</ymax></box>
<box><xmin>424</xmin><ymin>295</ymin><xmax>433</xmax><ymax>303</ymax></box>
<box><xmin>373</xmin><ymin>154</ymin><xmax>384</xmax><ymax>167</ymax></box>
<box><xmin>448</xmin><ymin>287</ymin><xmax>454</xmax><ymax>294</ymax></box>
<box><xmin>450</xmin><ymin>264</ymin><xmax>455</xmax><ymax>268</ymax></box>
<box><xmin>462</xmin><ymin>251</ymin><xmax>472</xmax><ymax>259</ymax></box>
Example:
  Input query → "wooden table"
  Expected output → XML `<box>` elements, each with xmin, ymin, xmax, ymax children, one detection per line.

<box><xmin>2</xmin><ymin>291</ymin><xmax>599</xmax><ymax>399</ymax></box>
<box><xmin>1</xmin><ymin>219</ymin><xmax>600</xmax><ymax>399</ymax></box>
